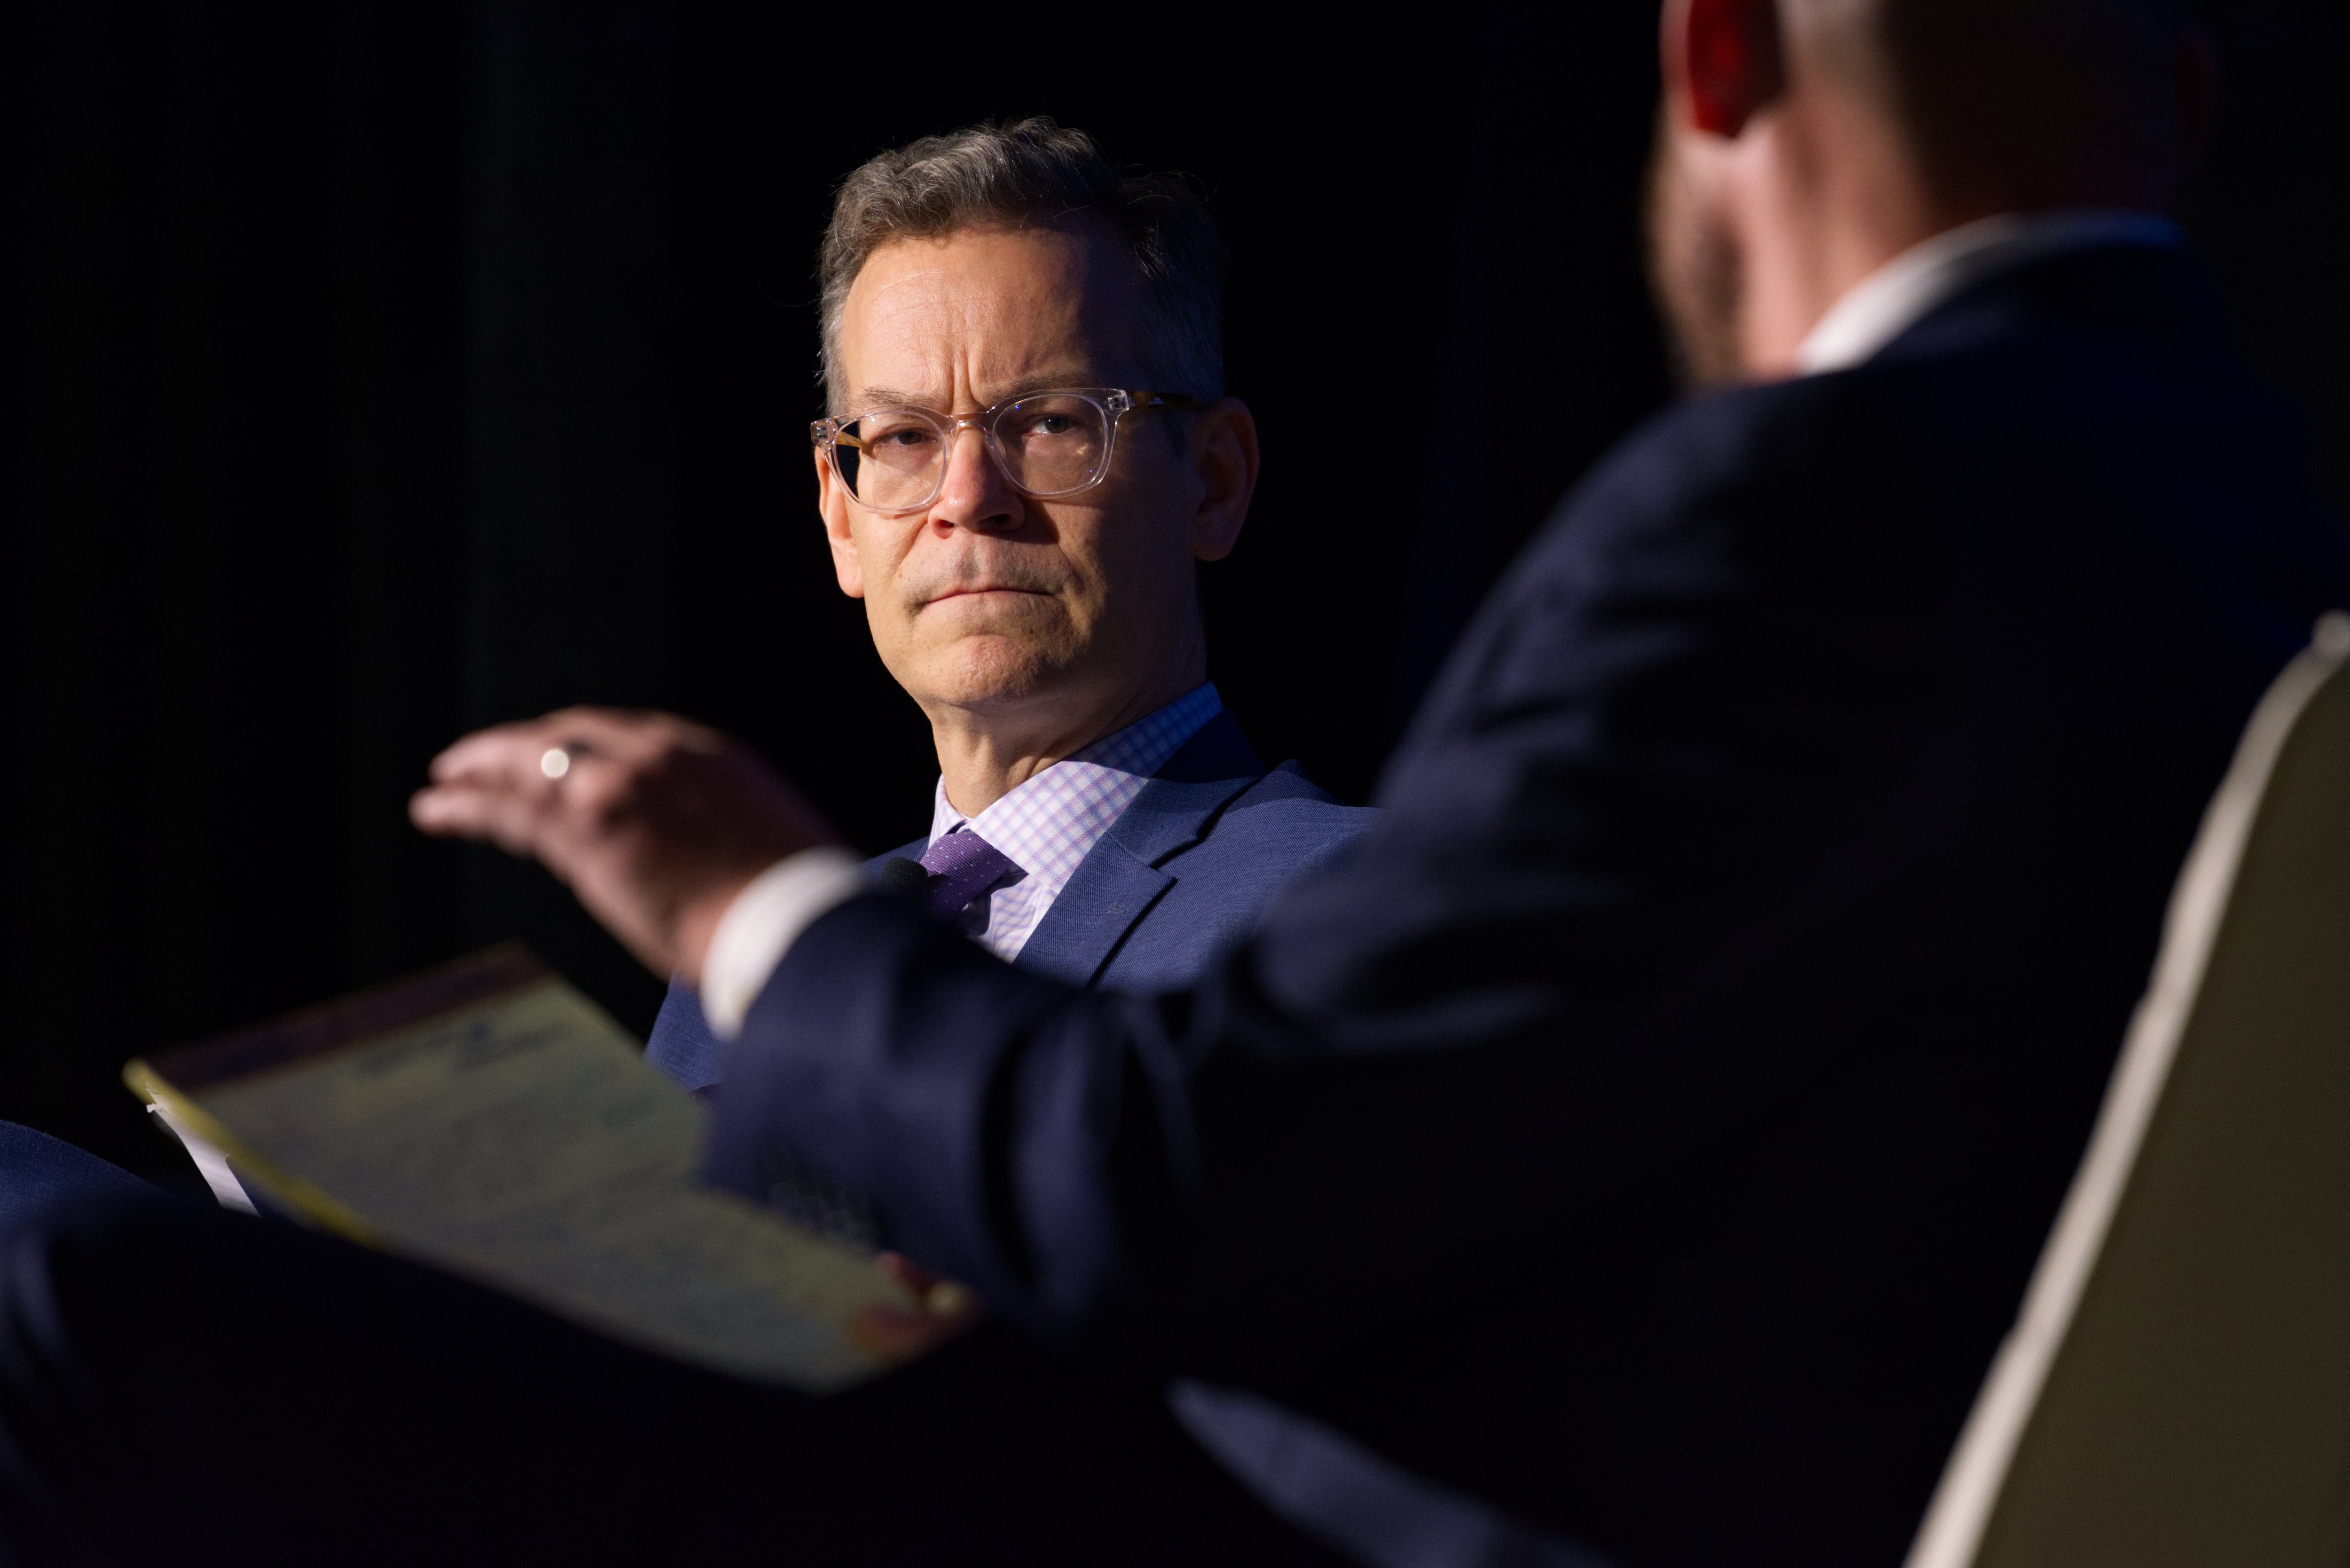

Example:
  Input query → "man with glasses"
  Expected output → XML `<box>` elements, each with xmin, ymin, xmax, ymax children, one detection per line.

<box><xmin>0</xmin><ymin>120</ymin><xmax>1381</xmax><ymax>1568</ymax></box>
<box><xmin>12</xmin><ymin>2</ymin><xmax>2350</xmax><ymax>1564</ymax></box>
<box><xmin>628</xmin><ymin>122</ymin><xmax>1371</xmax><ymax>1099</ymax></box>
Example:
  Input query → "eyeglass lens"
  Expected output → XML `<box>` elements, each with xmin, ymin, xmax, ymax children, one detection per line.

<box><xmin>835</xmin><ymin>393</ymin><xmax>1110</xmax><ymax>511</ymax></box>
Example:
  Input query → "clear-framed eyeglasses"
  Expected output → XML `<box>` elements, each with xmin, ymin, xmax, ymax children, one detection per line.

<box><xmin>810</xmin><ymin>387</ymin><xmax>1197</xmax><ymax>516</ymax></box>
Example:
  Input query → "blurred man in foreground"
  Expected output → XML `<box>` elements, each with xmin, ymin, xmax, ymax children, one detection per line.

<box><xmin>7</xmin><ymin>2</ymin><xmax>2350</xmax><ymax>1566</ymax></box>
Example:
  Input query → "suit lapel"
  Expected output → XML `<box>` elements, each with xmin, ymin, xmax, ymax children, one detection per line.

<box><xmin>1015</xmin><ymin>711</ymin><xmax>1265</xmax><ymax>989</ymax></box>
<box><xmin>1015</xmin><ymin>841</ymin><xmax>1175</xmax><ymax>989</ymax></box>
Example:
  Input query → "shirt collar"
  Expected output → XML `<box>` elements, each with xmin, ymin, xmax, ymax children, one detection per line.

<box><xmin>1797</xmin><ymin>209</ymin><xmax>2185</xmax><ymax>375</ymax></box>
<box><xmin>927</xmin><ymin>683</ymin><xmax>1224</xmax><ymax>887</ymax></box>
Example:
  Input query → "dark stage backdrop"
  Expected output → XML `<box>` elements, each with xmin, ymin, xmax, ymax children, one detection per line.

<box><xmin>7</xmin><ymin>2</ymin><xmax>2346</xmax><ymax>1179</ymax></box>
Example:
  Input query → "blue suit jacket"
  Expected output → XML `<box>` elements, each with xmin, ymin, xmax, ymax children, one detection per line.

<box><xmin>703</xmin><ymin>245</ymin><xmax>2350</xmax><ymax>1567</ymax></box>
<box><xmin>644</xmin><ymin>710</ymin><xmax>1375</xmax><ymax>1092</ymax></box>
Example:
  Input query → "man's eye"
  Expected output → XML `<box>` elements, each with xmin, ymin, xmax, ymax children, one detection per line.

<box><xmin>870</xmin><ymin>426</ymin><xmax>935</xmax><ymax>448</ymax></box>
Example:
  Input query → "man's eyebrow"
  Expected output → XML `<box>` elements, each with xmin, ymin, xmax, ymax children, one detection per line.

<box><xmin>850</xmin><ymin>375</ymin><xmax>1108</xmax><ymax>413</ymax></box>
<box><xmin>850</xmin><ymin>386</ymin><xmax>931</xmax><ymax>410</ymax></box>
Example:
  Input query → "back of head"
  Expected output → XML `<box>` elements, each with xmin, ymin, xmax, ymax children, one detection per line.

<box><xmin>1795</xmin><ymin>0</ymin><xmax>2196</xmax><ymax>214</ymax></box>
<box><xmin>818</xmin><ymin>118</ymin><xmax>1226</xmax><ymax>412</ymax></box>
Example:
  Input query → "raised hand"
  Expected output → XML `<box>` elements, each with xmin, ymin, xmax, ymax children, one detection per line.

<box><xmin>410</xmin><ymin>707</ymin><xmax>839</xmax><ymax>981</ymax></box>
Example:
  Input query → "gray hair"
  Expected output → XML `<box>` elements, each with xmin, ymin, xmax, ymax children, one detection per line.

<box><xmin>817</xmin><ymin>118</ymin><xmax>1226</xmax><ymax>413</ymax></box>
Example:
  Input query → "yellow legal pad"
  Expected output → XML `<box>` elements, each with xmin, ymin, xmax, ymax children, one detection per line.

<box><xmin>125</xmin><ymin>945</ymin><xmax>915</xmax><ymax>1393</ymax></box>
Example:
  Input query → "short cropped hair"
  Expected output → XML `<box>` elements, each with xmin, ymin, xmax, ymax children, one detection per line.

<box><xmin>817</xmin><ymin>118</ymin><xmax>1226</xmax><ymax>413</ymax></box>
<box><xmin>1796</xmin><ymin>0</ymin><xmax>2192</xmax><ymax>208</ymax></box>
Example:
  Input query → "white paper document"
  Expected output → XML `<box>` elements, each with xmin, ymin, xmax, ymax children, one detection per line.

<box><xmin>129</xmin><ymin>948</ymin><xmax>912</xmax><ymax>1393</ymax></box>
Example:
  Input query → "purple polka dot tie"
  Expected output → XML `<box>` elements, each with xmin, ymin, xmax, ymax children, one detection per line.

<box><xmin>917</xmin><ymin>829</ymin><xmax>1018</xmax><ymax>922</ymax></box>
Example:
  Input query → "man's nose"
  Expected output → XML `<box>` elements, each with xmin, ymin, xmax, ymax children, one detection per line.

<box><xmin>926</xmin><ymin>425</ymin><xmax>1022</xmax><ymax>534</ymax></box>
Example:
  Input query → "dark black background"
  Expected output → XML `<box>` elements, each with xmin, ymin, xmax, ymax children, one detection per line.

<box><xmin>7</xmin><ymin>2</ymin><xmax>2344</xmax><ymax>1179</ymax></box>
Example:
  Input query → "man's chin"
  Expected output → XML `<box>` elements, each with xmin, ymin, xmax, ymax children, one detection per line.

<box><xmin>907</xmin><ymin>633</ymin><xmax>1081</xmax><ymax>711</ymax></box>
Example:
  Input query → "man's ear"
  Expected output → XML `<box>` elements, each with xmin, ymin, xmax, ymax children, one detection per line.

<box><xmin>816</xmin><ymin>450</ymin><xmax>867</xmax><ymax>598</ymax></box>
<box><xmin>1668</xmin><ymin>0</ymin><xmax>1786</xmax><ymax>139</ymax></box>
<box><xmin>1186</xmin><ymin>397</ymin><xmax>1258</xmax><ymax>563</ymax></box>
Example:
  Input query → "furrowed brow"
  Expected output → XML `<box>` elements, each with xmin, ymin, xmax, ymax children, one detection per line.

<box><xmin>850</xmin><ymin>386</ymin><xmax>934</xmax><ymax>412</ymax></box>
<box><xmin>849</xmin><ymin>375</ymin><xmax>1105</xmax><ymax>416</ymax></box>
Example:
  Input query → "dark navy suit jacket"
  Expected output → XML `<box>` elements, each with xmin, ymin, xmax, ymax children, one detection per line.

<box><xmin>644</xmin><ymin>710</ymin><xmax>1377</xmax><ymax>1093</ymax></box>
<box><xmin>704</xmin><ymin>246</ymin><xmax>2350</xmax><ymax>1568</ymax></box>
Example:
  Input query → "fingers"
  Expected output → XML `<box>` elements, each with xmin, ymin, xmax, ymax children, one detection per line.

<box><xmin>414</xmin><ymin>709</ymin><xmax>677</xmax><ymax>848</ymax></box>
<box><xmin>425</xmin><ymin>729</ymin><xmax>528</xmax><ymax>792</ymax></box>
<box><xmin>846</xmin><ymin>1301</ymin><xmax>982</xmax><ymax>1365</ymax></box>
<box><xmin>545</xmin><ymin>706</ymin><xmax>724</xmax><ymax>759</ymax></box>
<box><xmin>408</xmin><ymin>776</ymin><xmax>551</xmax><ymax>857</ymax></box>
<box><xmin>411</xmin><ymin>705</ymin><xmax>842</xmax><ymax>981</ymax></box>
<box><xmin>848</xmin><ymin>1256</ymin><xmax>986</xmax><ymax>1366</ymax></box>
<box><xmin>413</xmin><ymin>725</ymin><xmax>558</xmax><ymax>850</ymax></box>
<box><xmin>876</xmin><ymin>1253</ymin><xmax>979</xmax><ymax>1319</ymax></box>
<box><xmin>426</xmin><ymin>708</ymin><xmax>665</xmax><ymax>787</ymax></box>
<box><xmin>875</xmin><ymin>1250</ymin><xmax>941</xmax><ymax>1295</ymax></box>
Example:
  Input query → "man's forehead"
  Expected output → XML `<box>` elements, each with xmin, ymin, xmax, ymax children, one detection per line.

<box><xmin>839</xmin><ymin>223</ymin><xmax>1145</xmax><ymax>407</ymax></box>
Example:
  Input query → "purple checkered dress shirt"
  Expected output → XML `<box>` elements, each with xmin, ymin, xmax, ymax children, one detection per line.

<box><xmin>928</xmin><ymin>682</ymin><xmax>1222</xmax><ymax>961</ymax></box>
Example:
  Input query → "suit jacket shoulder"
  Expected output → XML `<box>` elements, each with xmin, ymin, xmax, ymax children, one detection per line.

<box><xmin>646</xmin><ymin>710</ymin><xmax>1374</xmax><ymax>1088</ymax></box>
<box><xmin>1017</xmin><ymin>710</ymin><xmax>1376</xmax><ymax>991</ymax></box>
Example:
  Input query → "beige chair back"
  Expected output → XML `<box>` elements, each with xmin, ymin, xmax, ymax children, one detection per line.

<box><xmin>1907</xmin><ymin>612</ymin><xmax>2350</xmax><ymax>1568</ymax></box>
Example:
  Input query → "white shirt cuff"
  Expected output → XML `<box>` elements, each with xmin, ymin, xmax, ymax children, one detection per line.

<box><xmin>698</xmin><ymin>847</ymin><xmax>867</xmax><ymax>1039</ymax></box>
